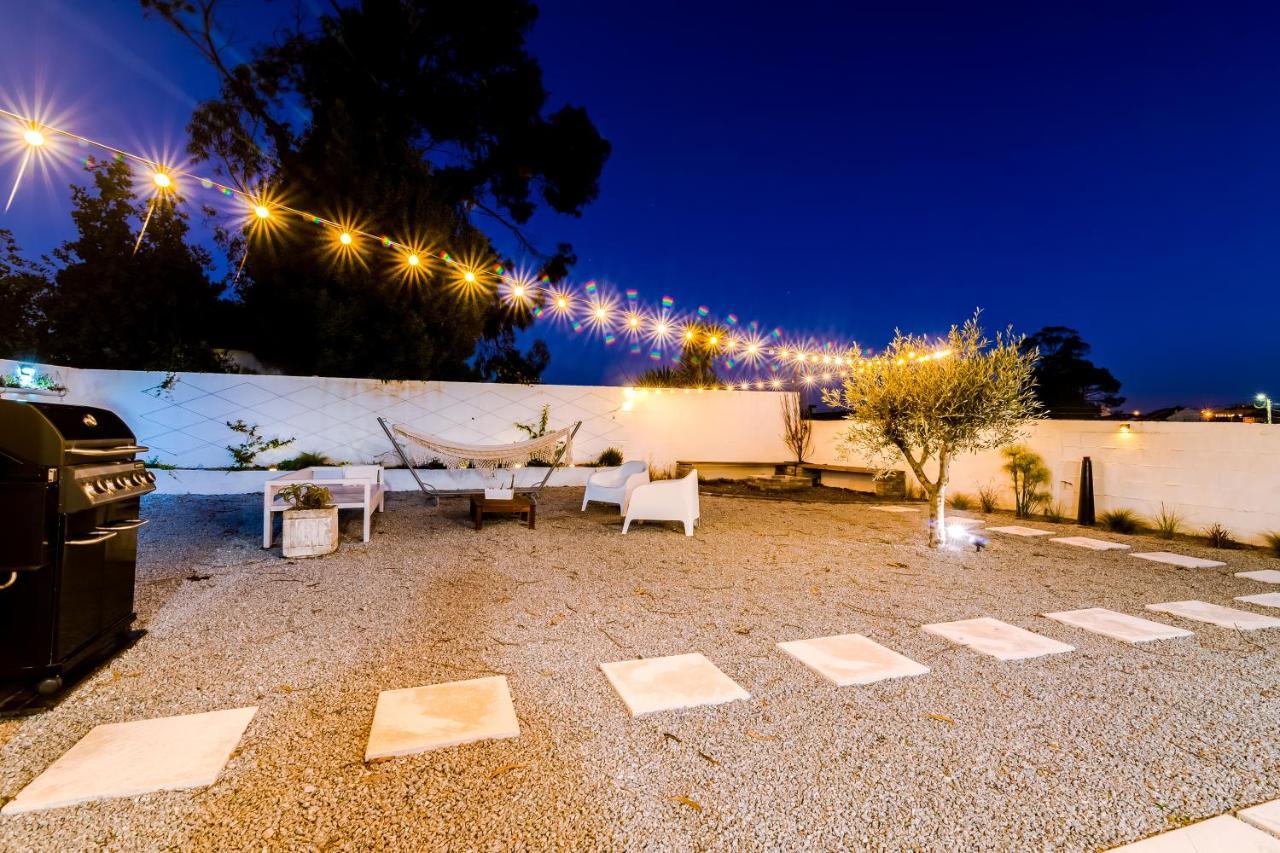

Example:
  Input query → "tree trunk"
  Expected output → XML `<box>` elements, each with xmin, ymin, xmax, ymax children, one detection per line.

<box><xmin>927</xmin><ymin>487</ymin><xmax>947</xmax><ymax>548</ymax></box>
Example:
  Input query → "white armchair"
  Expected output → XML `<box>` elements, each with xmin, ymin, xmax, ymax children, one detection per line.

<box><xmin>581</xmin><ymin>460</ymin><xmax>649</xmax><ymax>512</ymax></box>
<box><xmin>622</xmin><ymin>469</ymin><xmax>700</xmax><ymax>536</ymax></box>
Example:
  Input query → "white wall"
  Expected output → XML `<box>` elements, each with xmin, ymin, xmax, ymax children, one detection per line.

<box><xmin>0</xmin><ymin>359</ymin><xmax>789</xmax><ymax>471</ymax></box>
<box><xmin>6</xmin><ymin>358</ymin><xmax>1277</xmax><ymax>543</ymax></box>
<box><xmin>811</xmin><ymin>418</ymin><xmax>1280</xmax><ymax>544</ymax></box>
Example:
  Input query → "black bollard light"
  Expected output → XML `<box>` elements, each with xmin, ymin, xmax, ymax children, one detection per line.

<box><xmin>1077</xmin><ymin>456</ymin><xmax>1095</xmax><ymax>526</ymax></box>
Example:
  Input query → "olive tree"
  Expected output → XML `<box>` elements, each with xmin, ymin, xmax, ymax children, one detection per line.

<box><xmin>824</xmin><ymin>315</ymin><xmax>1040</xmax><ymax>547</ymax></box>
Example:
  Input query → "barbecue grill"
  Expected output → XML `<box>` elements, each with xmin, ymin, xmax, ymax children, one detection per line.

<box><xmin>0</xmin><ymin>399</ymin><xmax>154</xmax><ymax>702</ymax></box>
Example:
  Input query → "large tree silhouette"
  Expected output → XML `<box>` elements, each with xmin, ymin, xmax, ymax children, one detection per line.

<box><xmin>42</xmin><ymin>159</ymin><xmax>227</xmax><ymax>371</ymax></box>
<box><xmin>142</xmin><ymin>0</ymin><xmax>609</xmax><ymax>380</ymax></box>
<box><xmin>0</xmin><ymin>230</ymin><xmax>50</xmax><ymax>360</ymax></box>
<box><xmin>1020</xmin><ymin>326</ymin><xmax>1124</xmax><ymax>418</ymax></box>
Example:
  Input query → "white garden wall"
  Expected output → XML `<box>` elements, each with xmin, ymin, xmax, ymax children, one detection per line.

<box><xmin>0</xmin><ymin>359</ymin><xmax>789</xmax><ymax>473</ymax></box>
<box><xmin>5</xmin><ymin>358</ymin><xmax>1278</xmax><ymax>543</ymax></box>
<box><xmin>811</xmin><ymin>418</ymin><xmax>1280</xmax><ymax>544</ymax></box>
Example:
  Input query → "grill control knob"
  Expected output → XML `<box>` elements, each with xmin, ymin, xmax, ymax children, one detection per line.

<box><xmin>143</xmin><ymin>471</ymin><xmax>156</xmax><ymax>484</ymax></box>
<box><xmin>93</xmin><ymin>480</ymin><xmax>108</xmax><ymax>494</ymax></box>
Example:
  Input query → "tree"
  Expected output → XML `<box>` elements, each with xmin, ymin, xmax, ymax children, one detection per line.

<box><xmin>43</xmin><ymin>159</ymin><xmax>227</xmax><ymax>371</ymax></box>
<box><xmin>824</xmin><ymin>315</ymin><xmax>1041</xmax><ymax>547</ymax></box>
<box><xmin>0</xmin><ymin>230</ymin><xmax>51</xmax><ymax>359</ymax></box>
<box><xmin>1020</xmin><ymin>326</ymin><xmax>1123</xmax><ymax>417</ymax></box>
<box><xmin>141</xmin><ymin>0</ymin><xmax>610</xmax><ymax>381</ymax></box>
<box><xmin>630</xmin><ymin>324</ymin><xmax>725</xmax><ymax>387</ymax></box>
<box><xmin>780</xmin><ymin>392</ymin><xmax>813</xmax><ymax>463</ymax></box>
<box><xmin>1002</xmin><ymin>444</ymin><xmax>1050</xmax><ymax>518</ymax></box>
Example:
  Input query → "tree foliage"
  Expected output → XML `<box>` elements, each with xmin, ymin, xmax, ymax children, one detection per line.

<box><xmin>825</xmin><ymin>315</ymin><xmax>1041</xmax><ymax>546</ymax></box>
<box><xmin>42</xmin><ymin>159</ymin><xmax>228</xmax><ymax>371</ymax></box>
<box><xmin>1002</xmin><ymin>444</ymin><xmax>1050</xmax><ymax>518</ymax></box>
<box><xmin>780</xmin><ymin>391</ymin><xmax>813</xmax><ymax>463</ymax></box>
<box><xmin>0</xmin><ymin>230</ymin><xmax>51</xmax><ymax>360</ymax></box>
<box><xmin>630</xmin><ymin>325</ymin><xmax>725</xmax><ymax>388</ymax></box>
<box><xmin>141</xmin><ymin>0</ymin><xmax>610</xmax><ymax>381</ymax></box>
<box><xmin>1020</xmin><ymin>326</ymin><xmax>1123</xmax><ymax>417</ymax></box>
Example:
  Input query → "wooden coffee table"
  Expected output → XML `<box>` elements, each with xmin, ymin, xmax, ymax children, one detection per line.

<box><xmin>468</xmin><ymin>495</ymin><xmax>536</xmax><ymax>531</ymax></box>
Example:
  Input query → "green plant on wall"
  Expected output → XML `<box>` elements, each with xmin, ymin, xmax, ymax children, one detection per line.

<box><xmin>225</xmin><ymin>420</ymin><xmax>295</xmax><ymax>470</ymax></box>
<box><xmin>514</xmin><ymin>404</ymin><xmax>551</xmax><ymax>439</ymax></box>
<box><xmin>1002</xmin><ymin>444</ymin><xmax>1050</xmax><ymax>518</ymax></box>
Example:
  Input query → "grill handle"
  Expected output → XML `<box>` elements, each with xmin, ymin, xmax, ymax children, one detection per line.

<box><xmin>66</xmin><ymin>530</ymin><xmax>117</xmax><ymax>546</ymax></box>
<box><xmin>97</xmin><ymin>519</ymin><xmax>148</xmax><ymax>532</ymax></box>
<box><xmin>67</xmin><ymin>445</ymin><xmax>149</xmax><ymax>457</ymax></box>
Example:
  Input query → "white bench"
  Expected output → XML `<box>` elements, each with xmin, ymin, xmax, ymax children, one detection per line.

<box><xmin>263</xmin><ymin>465</ymin><xmax>386</xmax><ymax>548</ymax></box>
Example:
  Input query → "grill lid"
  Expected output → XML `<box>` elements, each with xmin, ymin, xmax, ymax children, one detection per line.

<box><xmin>0</xmin><ymin>400</ymin><xmax>140</xmax><ymax>466</ymax></box>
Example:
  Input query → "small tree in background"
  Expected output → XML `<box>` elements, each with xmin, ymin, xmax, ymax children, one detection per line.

<box><xmin>780</xmin><ymin>392</ymin><xmax>813</xmax><ymax>464</ymax></box>
<box><xmin>825</xmin><ymin>314</ymin><xmax>1041</xmax><ymax>547</ymax></box>
<box><xmin>1002</xmin><ymin>444</ymin><xmax>1050</xmax><ymax>517</ymax></box>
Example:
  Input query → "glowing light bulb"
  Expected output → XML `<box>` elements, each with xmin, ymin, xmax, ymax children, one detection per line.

<box><xmin>512</xmin><ymin>285</ymin><xmax>525</xmax><ymax>298</ymax></box>
<box><xmin>628</xmin><ymin>315</ymin><xmax>640</xmax><ymax>329</ymax></box>
<box><xmin>595</xmin><ymin>307</ymin><xmax>607</xmax><ymax>320</ymax></box>
<box><xmin>556</xmin><ymin>296</ymin><xmax>569</xmax><ymax>309</ymax></box>
<box><xmin>153</xmin><ymin>172</ymin><xmax>172</xmax><ymax>189</ymax></box>
<box><xmin>407</xmin><ymin>253</ymin><xmax>421</xmax><ymax>267</ymax></box>
<box><xmin>22</xmin><ymin>129</ymin><xmax>44</xmax><ymax>147</ymax></box>
<box><xmin>708</xmin><ymin>335</ymin><xmax>718</xmax><ymax>346</ymax></box>
<box><xmin>685</xmin><ymin>330</ymin><xmax>695</xmax><ymax>341</ymax></box>
<box><xmin>463</xmin><ymin>271</ymin><xmax>476</xmax><ymax>283</ymax></box>
<box><xmin>747</xmin><ymin>344</ymin><xmax>758</xmax><ymax>355</ymax></box>
<box><xmin>254</xmin><ymin>205</ymin><xmax>270</xmax><ymax>219</ymax></box>
<box><xmin>656</xmin><ymin>322</ymin><xmax>668</xmax><ymax>335</ymax></box>
<box><xmin>339</xmin><ymin>231</ymin><xmax>353</xmax><ymax>245</ymax></box>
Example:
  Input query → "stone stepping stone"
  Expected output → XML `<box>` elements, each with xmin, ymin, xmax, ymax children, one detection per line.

<box><xmin>1237</xmin><ymin>570</ymin><xmax>1280</xmax><ymax>584</ymax></box>
<box><xmin>1145</xmin><ymin>601</ymin><xmax>1280</xmax><ymax>631</ymax></box>
<box><xmin>1132</xmin><ymin>552</ymin><xmax>1225</xmax><ymax>569</ymax></box>
<box><xmin>1107</xmin><ymin>814</ymin><xmax>1280</xmax><ymax>851</ymax></box>
<box><xmin>1236</xmin><ymin>592</ymin><xmax>1280</xmax><ymax>609</ymax></box>
<box><xmin>0</xmin><ymin>706</ymin><xmax>257</xmax><ymax>816</ymax></box>
<box><xmin>986</xmin><ymin>525</ymin><xmax>1052</xmax><ymax>537</ymax></box>
<box><xmin>1050</xmin><ymin>536</ymin><xmax>1130</xmax><ymax>551</ymax></box>
<box><xmin>600</xmin><ymin>652</ymin><xmax>748</xmax><ymax>716</ymax></box>
<box><xmin>921</xmin><ymin>617</ymin><xmax>1073</xmax><ymax>661</ymax></box>
<box><xmin>1240</xmin><ymin>799</ymin><xmax>1280</xmax><ymax>837</ymax></box>
<box><xmin>1043</xmin><ymin>608</ymin><xmax>1192</xmax><ymax>644</ymax></box>
<box><xmin>870</xmin><ymin>506</ymin><xmax>919</xmax><ymax>513</ymax></box>
<box><xmin>777</xmin><ymin>633</ymin><xmax>929</xmax><ymax>686</ymax></box>
<box><xmin>365</xmin><ymin>676</ymin><xmax>519</xmax><ymax>762</ymax></box>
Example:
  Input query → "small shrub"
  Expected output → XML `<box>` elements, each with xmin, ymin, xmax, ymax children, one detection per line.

<box><xmin>1263</xmin><ymin>531</ymin><xmax>1280</xmax><ymax>558</ymax></box>
<box><xmin>1099</xmin><ymin>509</ymin><xmax>1141</xmax><ymax>534</ymax></box>
<box><xmin>977</xmin><ymin>484</ymin><xmax>1001</xmax><ymax>513</ymax></box>
<box><xmin>649</xmin><ymin>463</ymin><xmax>677</xmax><ymax>481</ymax></box>
<box><xmin>1153</xmin><ymin>504</ymin><xmax>1183</xmax><ymax>539</ymax></box>
<box><xmin>277</xmin><ymin>483</ymin><xmax>333</xmax><ymax>511</ymax></box>
<box><xmin>1002</xmin><ymin>444</ymin><xmax>1050</xmax><ymax>518</ymax></box>
<box><xmin>514</xmin><ymin>404</ymin><xmax>551</xmax><ymax>439</ymax></box>
<box><xmin>276</xmin><ymin>451</ymin><xmax>331</xmax><ymax>471</ymax></box>
<box><xmin>949</xmin><ymin>493</ymin><xmax>974</xmax><ymax>511</ymax></box>
<box><xmin>1204</xmin><ymin>522</ymin><xmax>1236</xmax><ymax>549</ymax></box>
<box><xmin>145</xmin><ymin>455</ymin><xmax>177</xmax><ymax>471</ymax></box>
<box><xmin>423</xmin><ymin>458</ymin><xmax>448</xmax><ymax>470</ymax></box>
<box><xmin>596</xmin><ymin>447</ymin><xmax>624</xmax><ymax>467</ymax></box>
<box><xmin>1042</xmin><ymin>502</ymin><xmax>1067</xmax><ymax>523</ymax></box>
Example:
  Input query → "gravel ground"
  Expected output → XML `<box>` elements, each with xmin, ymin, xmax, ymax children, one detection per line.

<box><xmin>2</xmin><ymin>489</ymin><xmax>1280</xmax><ymax>851</ymax></box>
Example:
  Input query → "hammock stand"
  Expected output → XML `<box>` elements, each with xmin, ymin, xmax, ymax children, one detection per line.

<box><xmin>377</xmin><ymin>417</ymin><xmax>581</xmax><ymax>506</ymax></box>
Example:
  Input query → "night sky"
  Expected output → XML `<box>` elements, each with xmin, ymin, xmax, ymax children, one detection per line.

<box><xmin>3</xmin><ymin>1</ymin><xmax>1278</xmax><ymax>410</ymax></box>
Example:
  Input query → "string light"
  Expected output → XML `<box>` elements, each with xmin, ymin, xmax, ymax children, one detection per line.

<box><xmin>0</xmin><ymin>108</ymin><xmax>969</xmax><ymax>390</ymax></box>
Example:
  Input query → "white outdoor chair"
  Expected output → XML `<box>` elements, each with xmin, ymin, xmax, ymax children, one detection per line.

<box><xmin>581</xmin><ymin>460</ymin><xmax>649</xmax><ymax>512</ymax></box>
<box><xmin>264</xmin><ymin>465</ymin><xmax>386</xmax><ymax>547</ymax></box>
<box><xmin>622</xmin><ymin>469</ymin><xmax>700</xmax><ymax>536</ymax></box>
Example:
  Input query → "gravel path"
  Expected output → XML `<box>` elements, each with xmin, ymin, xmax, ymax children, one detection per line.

<box><xmin>2</xmin><ymin>490</ymin><xmax>1279</xmax><ymax>851</ymax></box>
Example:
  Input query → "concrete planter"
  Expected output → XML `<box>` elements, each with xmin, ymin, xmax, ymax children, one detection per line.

<box><xmin>282</xmin><ymin>507</ymin><xmax>339</xmax><ymax>558</ymax></box>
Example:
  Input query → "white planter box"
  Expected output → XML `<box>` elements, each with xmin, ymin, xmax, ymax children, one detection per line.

<box><xmin>282</xmin><ymin>507</ymin><xmax>339</xmax><ymax>558</ymax></box>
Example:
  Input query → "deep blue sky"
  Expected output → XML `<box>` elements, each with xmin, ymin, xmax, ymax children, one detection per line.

<box><xmin>3</xmin><ymin>1</ymin><xmax>1278</xmax><ymax>409</ymax></box>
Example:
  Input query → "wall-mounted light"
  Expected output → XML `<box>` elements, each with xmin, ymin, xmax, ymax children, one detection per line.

<box><xmin>1118</xmin><ymin>423</ymin><xmax>1132</xmax><ymax>435</ymax></box>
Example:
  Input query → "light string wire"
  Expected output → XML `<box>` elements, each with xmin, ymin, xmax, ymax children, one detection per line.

<box><xmin>0</xmin><ymin>109</ymin><xmax>952</xmax><ymax>391</ymax></box>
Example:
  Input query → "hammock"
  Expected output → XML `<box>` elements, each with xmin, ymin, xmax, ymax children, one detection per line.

<box><xmin>376</xmin><ymin>417</ymin><xmax>581</xmax><ymax>506</ymax></box>
<box><xmin>389</xmin><ymin>423</ymin><xmax>575</xmax><ymax>470</ymax></box>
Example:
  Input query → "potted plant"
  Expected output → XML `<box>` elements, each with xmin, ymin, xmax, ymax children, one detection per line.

<box><xmin>278</xmin><ymin>484</ymin><xmax>338</xmax><ymax>558</ymax></box>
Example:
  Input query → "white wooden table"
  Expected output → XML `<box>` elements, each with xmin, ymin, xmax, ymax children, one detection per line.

<box><xmin>263</xmin><ymin>465</ymin><xmax>386</xmax><ymax>547</ymax></box>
